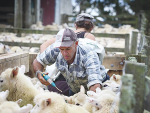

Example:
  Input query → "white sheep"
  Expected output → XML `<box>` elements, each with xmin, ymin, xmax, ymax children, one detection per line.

<box><xmin>0</xmin><ymin>66</ymin><xmax>40</xmax><ymax>107</ymax></box>
<box><xmin>30</xmin><ymin>91</ymin><xmax>90</xmax><ymax>113</ymax></box>
<box><xmin>11</xmin><ymin>46</ymin><xmax>24</xmax><ymax>53</ymax></box>
<box><xmin>110</xmin><ymin>74</ymin><xmax>122</xmax><ymax>84</ymax></box>
<box><xmin>63</xmin><ymin>85</ymin><xmax>87</xmax><ymax>105</ymax></box>
<box><xmin>0</xmin><ymin>101</ymin><xmax>33</xmax><ymax>113</ymax></box>
<box><xmin>101</xmin><ymin>80</ymin><xmax>121</xmax><ymax>93</ymax></box>
<box><xmin>87</xmin><ymin>89</ymin><xmax>120</xmax><ymax>113</ymax></box>
<box><xmin>0</xmin><ymin>43</ymin><xmax>12</xmax><ymax>54</ymax></box>
<box><xmin>45</xmin><ymin>63</ymin><xmax>61</xmax><ymax>82</ymax></box>
<box><xmin>63</xmin><ymin>85</ymin><xmax>93</xmax><ymax>113</ymax></box>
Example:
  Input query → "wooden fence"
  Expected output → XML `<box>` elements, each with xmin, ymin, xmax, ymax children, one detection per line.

<box><xmin>61</xmin><ymin>14</ymin><xmax>140</xmax><ymax>29</ymax></box>
<box><xmin>0</xmin><ymin>52</ymin><xmax>150</xmax><ymax>112</ymax></box>
<box><xmin>0</xmin><ymin>27</ymin><xmax>139</xmax><ymax>55</ymax></box>
<box><xmin>0</xmin><ymin>52</ymin><xmax>125</xmax><ymax>77</ymax></box>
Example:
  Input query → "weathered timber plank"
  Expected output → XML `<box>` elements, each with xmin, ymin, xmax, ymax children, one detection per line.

<box><xmin>102</xmin><ymin>55</ymin><xmax>125</xmax><ymax>70</ymax></box>
<box><xmin>0</xmin><ymin>52</ymin><xmax>29</xmax><ymax>75</ymax></box>
<box><xmin>123</xmin><ymin>61</ymin><xmax>147</xmax><ymax>113</ymax></box>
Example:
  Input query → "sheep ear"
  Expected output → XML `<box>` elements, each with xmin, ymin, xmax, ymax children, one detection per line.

<box><xmin>11</xmin><ymin>67</ymin><xmax>19</xmax><ymax>78</ymax></box>
<box><xmin>19</xmin><ymin>104</ymin><xmax>33</xmax><ymax>113</ymax></box>
<box><xmin>87</xmin><ymin>91</ymin><xmax>98</xmax><ymax>98</ymax></box>
<box><xmin>45</xmin><ymin>98</ymin><xmax>51</xmax><ymax>106</ymax></box>
<box><xmin>96</xmin><ymin>87</ymin><xmax>101</xmax><ymax>95</ymax></box>
<box><xmin>0</xmin><ymin>90</ymin><xmax>9</xmax><ymax>100</ymax></box>
<box><xmin>87</xmin><ymin>97</ymin><xmax>101</xmax><ymax>109</ymax></box>
<box><xmin>113</xmin><ymin>74</ymin><xmax>117</xmax><ymax>80</ymax></box>
<box><xmin>19</xmin><ymin>65</ymin><xmax>26</xmax><ymax>74</ymax></box>
<box><xmin>80</xmin><ymin>85</ymin><xmax>85</xmax><ymax>94</ymax></box>
<box><xmin>16</xmin><ymin>99</ymin><xmax>22</xmax><ymax>105</ymax></box>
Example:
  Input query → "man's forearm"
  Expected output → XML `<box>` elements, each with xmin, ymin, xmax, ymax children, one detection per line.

<box><xmin>33</xmin><ymin>59</ymin><xmax>44</xmax><ymax>73</ymax></box>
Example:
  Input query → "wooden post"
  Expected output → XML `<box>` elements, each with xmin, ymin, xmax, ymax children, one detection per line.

<box><xmin>125</xmin><ymin>34</ymin><xmax>130</xmax><ymax>55</ymax></box>
<box><xmin>131</xmin><ymin>31</ymin><xmax>138</xmax><ymax>54</ymax></box>
<box><xmin>123</xmin><ymin>61</ymin><xmax>147</xmax><ymax>113</ymax></box>
<box><xmin>25</xmin><ymin>53</ymin><xmax>37</xmax><ymax>78</ymax></box>
<box><xmin>24</xmin><ymin>0</ymin><xmax>32</xmax><ymax>28</ymax></box>
<box><xmin>35</xmin><ymin>0</ymin><xmax>41</xmax><ymax>23</ymax></box>
<box><xmin>14</xmin><ymin>0</ymin><xmax>23</xmax><ymax>28</ymax></box>
<box><xmin>144</xmin><ymin>76</ymin><xmax>150</xmax><ymax>112</ymax></box>
<box><xmin>119</xmin><ymin>74</ymin><xmax>136</xmax><ymax>113</ymax></box>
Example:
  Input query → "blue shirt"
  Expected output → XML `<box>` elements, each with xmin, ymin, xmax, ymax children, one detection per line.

<box><xmin>37</xmin><ymin>43</ymin><xmax>107</xmax><ymax>93</ymax></box>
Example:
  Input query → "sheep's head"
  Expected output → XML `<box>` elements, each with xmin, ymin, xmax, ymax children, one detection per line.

<box><xmin>0</xmin><ymin>67</ymin><xmax>19</xmax><ymax>91</ymax></box>
<box><xmin>31</xmin><ymin>92</ymin><xmax>66</xmax><ymax>113</ymax></box>
<box><xmin>110</xmin><ymin>74</ymin><xmax>122</xmax><ymax>84</ymax></box>
<box><xmin>102</xmin><ymin>80</ymin><xmax>120</xmax><ymax>93</ymax></box>
<box><xmin>31</xmin><ymin>98</ymin><xmax>51</xmax><ymax>113</ymax></box>
<box><xmin>63</xmin><ymin>85</ymin><xmax>87</xmax><ymax>106</ymax></box>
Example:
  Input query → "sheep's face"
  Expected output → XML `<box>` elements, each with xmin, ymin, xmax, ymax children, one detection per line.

<box><xmin>102</xmin><ymin>80</ymin><xmax>120</xmax><ymax>93</ymax></box>
<box><xmin>30</xmin><ymin>98</ymin><xmax>51</xmax><ymax>113</ymax></box>
<box><xmin>74</xmin><ymin>92</ymin><xmax>87</xmax><ymax>106</ymax></box>
<box><xmin>0</xmin><ymin>67</ymin><xmax>18</xmax><ymax>91</ymax></box>
<box><xmin>110</xmin><ymin>74</ymin><xmax>122</xmax><ymax>84</ymax></box>
<box><xmin>87</xmin><ymin>97</ymin><xmax>101</xmax><ymax>109</ymax></box>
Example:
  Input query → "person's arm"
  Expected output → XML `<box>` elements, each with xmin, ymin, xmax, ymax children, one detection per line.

<box><xmin>85</xmin><ymin>33</ymin><xmax>95</xmax><ymax>41</ymax></box>
<box><xmin>83</xmin><ymin>51</ymin><xmax>105</xmax><ymax>92</ymax></box>
<box><xmin>33</xmin><ymin>45</ymin><xmax>59</xmax><ymax>86</ymax></box>
<box><xmin>89</xmin><ymin>83</ymin><xmax>101</xmax><ymax>92</ymax></box>
<box><xmin>40</xmin><ymin>38</ymin><xmax>55</xmax><ymax>53</ymax></box>
<box><xmin>33</xmin><ymin>59</ymin><xmax>50</xmax><ymax>86</ymax></box>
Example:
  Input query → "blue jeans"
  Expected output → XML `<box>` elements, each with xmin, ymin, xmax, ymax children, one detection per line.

<box><xmin>69</xmin><ymin>89</ymin><xmax>75</xmax><ymax>96</ymax></box>
<box><xmin>102</xmin><ymin>73</ymin><xmax>110</xmax><ymax>83</ymax></box>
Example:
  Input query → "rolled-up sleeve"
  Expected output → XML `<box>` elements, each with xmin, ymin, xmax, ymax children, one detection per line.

<box><xmin>83</xmin><ymin>51</ymin><xmax>105</xmax><ymax>89</ymax></box>
<box><xmin>36</xmin><ymin>44</ymin><xmax>60</xmax><ymax>66</ymax></box>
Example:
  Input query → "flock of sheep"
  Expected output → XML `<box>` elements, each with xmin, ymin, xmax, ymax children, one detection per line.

<box><xmin>0</xmin><ymin>65</ymin><xmax>122</xmax><ymax>113</ymax></box>
<box><xmin>0</xmin><ymin>22</ymin><xmax>141</xmax><ymax>113</ymax></box>
<box><xmin>0</xmin><ymin>21</ymin><xmax>140</xmax><ymax>56</ymax></box>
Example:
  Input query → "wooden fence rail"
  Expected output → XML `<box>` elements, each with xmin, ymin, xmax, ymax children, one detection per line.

<box><xmin>62</xmin><ymin>14</ymin><xmax>140</xmax><ymax>29</ymax></box>
<box><xmin>0</xmin><ymin>27</ymin><xmax>139</xmax><ymax>55</ymax></box>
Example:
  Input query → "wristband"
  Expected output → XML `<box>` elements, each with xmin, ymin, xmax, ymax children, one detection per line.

<box><xmin>36</xmin><ymin>70</ymin><xmax>42</xmax><ymax>77</ymax></box>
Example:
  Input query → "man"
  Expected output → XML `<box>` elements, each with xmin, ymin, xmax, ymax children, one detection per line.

<box><xmin>33</xmin><ymin>28</ymin><xmax>108</xmax><ymax>95</ymax></box>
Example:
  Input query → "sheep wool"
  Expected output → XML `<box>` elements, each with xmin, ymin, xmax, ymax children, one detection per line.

<box><xmin>31</xmin><ymin>92</ymin><xmax>89</xmax><ymax>113</ymax></box>
<box><xmin>0</xmin><ymin>90</ymin><xmax>9</xmax><ymax>104</ymax></box>
<box><xmin>0</xmin><ymin>101</ymin><xmax>33</xmax><ymax>113</ymax></box>
<box><xmin>0</xmin><ymin>67</ymin><xmax>40</xmax><ymax>107</ymax></box>
<box><xmin>88</xmin><ymin>90</ymin><xmax>119</xmax><ymax>113</ymax></box>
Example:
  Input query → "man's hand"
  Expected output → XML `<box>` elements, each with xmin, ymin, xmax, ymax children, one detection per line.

<box><xmin>89</xmin><ymin>83</ymin><xmax>102</xmax><ymax>92</ymax></box>
<box><xmin>37</xmin><ymin>72</ymin><xmax>50</xmax><ymax>86</ymax></box>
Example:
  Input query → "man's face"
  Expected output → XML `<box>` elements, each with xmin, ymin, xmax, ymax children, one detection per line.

<box><xmin>59</xmin><ymin>41</ymin><xmax>78</xmax><ymax>64</ymax></box>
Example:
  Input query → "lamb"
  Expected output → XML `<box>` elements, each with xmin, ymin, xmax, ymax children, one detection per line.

<box><xmin>63</xmin><ymin>85</ymin><xmax>87</xmax><ymax>106</ymax></box>
<box><xmin>110</xmin><ymin>74</ymin><xmax>122</xmax><ymax>84</ymax></box>
<box><xmin>0</xmin><ymin>43</ymin><xmax>12</xmax><ymax>54</ymax></box>
<box><xmin>10</xmin><ymin>46</ymin><xmax>24</xmax><ymax>53</ymax></box>
<box><xmin>30</xmin><ymin>91</ymin><xmax>90</xmax><ymax>113</ymax></box>
<box><xmin>0</xmin><ymin>101</ymin><xmax>33</xmax><ymax>113</ymax></box>
<box><xmin>0</xmin><ymin>66</ymin><xmax>40</xmax><ymax>107</ymax></box>
<box><xmin>0</xmin><ymin>90</ymin><xmax>9</xmax><ymax>104</ymax></box>
<box><xmin>101</xmin><ymin>80</ymin><xmax>121</xmax><ymax>93</ymax></box>
<box><xmin>63</xmin><ymin>85</ymin><xmax>93</xmax><ymax>113</ymax></box>
<box><xmin>87</xmin><ymin>88</ymin><xmax>120</xmax><ymax>113</ymax></box>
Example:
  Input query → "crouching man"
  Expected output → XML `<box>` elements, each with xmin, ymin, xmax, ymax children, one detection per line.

<box><xmin>33</xmin><ymin>28</ymin><xmax>109</xmax><ymax>96</ymax></box>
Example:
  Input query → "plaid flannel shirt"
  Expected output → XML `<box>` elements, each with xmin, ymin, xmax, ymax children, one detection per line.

<box><xmin>37</xmin><ymin>43</ymin><xmax>107</xmax><ymax>93</ymax></box>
